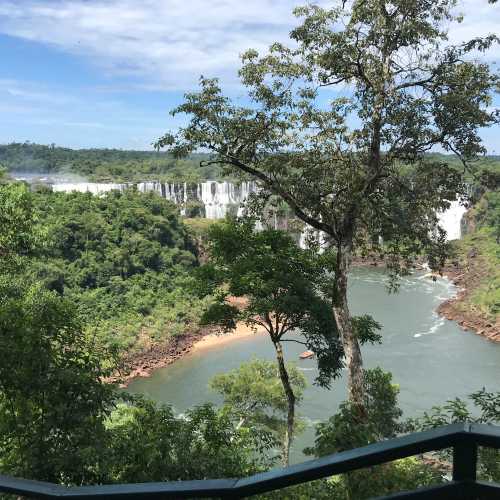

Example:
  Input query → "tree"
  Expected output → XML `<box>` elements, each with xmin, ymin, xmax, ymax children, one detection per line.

<box><xmin>304</xmin><ymin>368</ymin><xmax>441</xmax><ymax>500</ymax></box>
<box><xmin>0</xmin><ymin>184</ymin><xmax>115</xmax><ymax>483</ymax></box>
<box><xmin>196</xmin><ymin>218</ymin><xmax>346</xmax><ymax>464</ymax></box>
<box><xmin>28</xmin><ymin>188</ymin><xmax>202</xmax><ymax>355</ymax></box>
<box><xmin>412</xmin><ymin>389</ymin><xmax>500</xmax><ymax>482</ymax></box>
<box><xmin>306</xmin><ymin>368</ymin><xmax>403</xmax><ymax>457</ymax></box>
<box><xmin>103</xmin><ymin>399</ymin><xmax>275</xmax><ymax>483</ymax></box>
<box><xmin>0</xmin><ymin>183</ymin><xmax>40</xmax><ymax>269</ymax></box>
<box><xmin>158</xmin><ymin>0</ymin><xmax>499</xmax><ymax>409</ymax></box>
<box><xmin>210</xmin><ymin>358</ymin><xmax>307</xmax><ymax>460</ymax></box>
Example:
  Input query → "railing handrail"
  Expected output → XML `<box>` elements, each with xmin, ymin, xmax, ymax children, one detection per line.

<box><xmin>0</xmin><ymin>423</ymin><xmax>499</xmax><ymax>499</ymax></box>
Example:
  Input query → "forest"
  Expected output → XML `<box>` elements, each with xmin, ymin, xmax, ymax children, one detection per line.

<box><xmin>23</xmin><ymin>187</ymin><xmax>210</xmax><ymax>357</ymax></box>
<box><xmin>0</xmin><ymin>142</ymin><xmax>222</xmax><ymax>182</ymax></box>
<box><xmin>2</xmin><ymin>141</ymin><xmax>500</xmax><ymax>184</ymax></box>
<box><xmin>1</xmin><ymin>0</ymin><xmax>500</xmax><ymax>498</ymax></box>
<box><xmin>0</xmin><ymin>172</ymin><xmax>499</xmax><ymax>498</ymax></box>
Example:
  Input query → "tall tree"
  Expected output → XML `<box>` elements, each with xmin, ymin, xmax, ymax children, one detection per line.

<box><xmin>196</xmin><ymin>219</ymin><xmax>345</xmax><ymax>465</ymax></box>
<box><xmin>210</xmin><ymin>358</ymin><xmax>307</xmax><ymax>461</ymax></box>
<box><xmin>158</xmin><ymin>0</ymin><xmax>499</xmax><ymax>407</ymax></box>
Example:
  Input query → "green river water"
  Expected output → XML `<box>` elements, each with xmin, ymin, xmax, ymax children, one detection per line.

<box><xmin>128</xmin><ymin>268</ymin><xmax>500</xmax><ymax>463</ymax></box>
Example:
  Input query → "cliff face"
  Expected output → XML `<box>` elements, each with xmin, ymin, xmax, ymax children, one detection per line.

<box><xmin>438</xmin><ymin>195</ymin><xmax>500</xmax><ymax>343</ymax></box>
<box><xmin>438</xmin><ymin>257</ymin><xmax>500</xmax><ymax>342</ymax></box>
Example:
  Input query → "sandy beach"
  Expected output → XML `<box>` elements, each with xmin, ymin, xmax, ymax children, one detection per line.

<box><xmin>192</xmin><ymin>322</ymin><xmax>266</xmax><ymax>351</ymax></box>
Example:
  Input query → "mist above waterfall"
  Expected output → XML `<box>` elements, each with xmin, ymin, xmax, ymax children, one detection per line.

<box><xmin>12</xmin><ymin>171</ymin><xmax>89</xmax><ymax>184</ymax></box>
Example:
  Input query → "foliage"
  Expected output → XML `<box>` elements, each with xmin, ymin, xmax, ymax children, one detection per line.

<box><xmin>198</xmin><ymin>218</ymin><xmax>344</xmax><ymax>388</ymax></box>
<box><xmin>306</xmin><ymin>368</ymin><xmax>402</xmax><ymax>456</ymax></box>
<box><xmin>0</xmin><ymin>165</ymin><xmax>9</xmax><ymax>184</ymax></box>
<box><xmin>0</xmin><ymin>185</ymin><xmax>115</xmax><ymax>484</ymax></box>
<box><xmin>0</xmin><ymin>186</ymin><xmax>278</xmax><ymax>486</ymax></box>
<box><xmin>411</xmin><ymin>389</ymin><xmax>500</xmax><ymax>482</ymax></box>
<box><xmin>0</xmin><ymin>183</ymin><xmax>41</xmax><ymax>270</ymax></box>
<box><xmin>453</xmin><ymin>191</ymin><xmax>500</xmax><ymax>320</ymax></box>
<box><xmin>255</xmin><ymin>457</ymin><xmax>442</xmax><ymax>500</ymax></box>
<box><xmin>0</xmin><ymin>142</ymin><xmax>223</xmax><ymax>182</ymax></box>
<box><xmin>158</xmin><ymin>0</ymin><xmax>498</xmax><ymax>276</ymax></box>
<box><xmin>302</xmin><ymin>368</ymin><xmax>442</xmax><ymax>499</ymax></box>
<box><xmin>210</xmin><ymin>359</ymin><xmax>306</xmax><ymax>451</ymax></box>
<box><xmin>196</xmin><ymin>217</ymin><xmax>348</xmax><ymax>464</ymax></box>
<box><xmin>473</xmin><ymin>190</ymin><xmax>500</xmax><ymax>242</ymax></box>
<box><xmin>158</xmin><ymin>0</ymin><xmax>498</xmax><ymax>408</ymax></box>
<box><xmin>26</xmin><ymin>188</ymin><xmax>205</xmax><ymax>353</ymax></box>
<box><xmin>102</xmin><ymin>399</ymin><xmax>275</xmax><ymax>483</ymax></box>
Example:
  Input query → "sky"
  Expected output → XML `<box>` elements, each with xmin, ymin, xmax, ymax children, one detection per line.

<box><xmin>0</xmin><ymin>0</ymin><xmax>499</xmax><ymax>151</ymax></box>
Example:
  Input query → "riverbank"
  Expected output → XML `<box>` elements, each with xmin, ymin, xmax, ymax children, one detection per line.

<box><xmin>113</xmin><ymin>322</ymin><xmax>266</xmax><ymax>387</ymax></box>
<box><xmin>437</xmin><ymin>228</ymin><xmax>500</xmax><ymax>343</ymax></box>
<box><xmin>353</xmin><ymin>246</ymin><xmax>500</xmax><ymax>342</ymax></box>
<box><xmin>438</xmin><ymin>261</ymin><xmax>500</xmax><ymax>342</ymax></box>
<box><xmin>116</xmin><ymin>251</ymin><xmax>498</xmax><ymax>387</ymax></box>
<box><xmin>192</xmin><ymin>323</ymin><xmax>266</xmax><ymax>351</ymax></box>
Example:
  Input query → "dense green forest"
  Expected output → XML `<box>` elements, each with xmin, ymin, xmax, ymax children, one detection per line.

<box><xmin>26</xmin><ymin>188</ymin><xmax>212</xmax><ymax>356</ymax></box>
<box><xmin>1</xmin><ymin>142</ymin><xmax>499</xmax><ymax>185</ymax></box>
<box><xmin>0</xmin><ymin>180</ymin><xmax>498</xmax><ymax>498</ymax></box>
<box><xmin>0</xmin><ymin>142</ymin><xmax>222</xmax><ymax>182</ymax></box>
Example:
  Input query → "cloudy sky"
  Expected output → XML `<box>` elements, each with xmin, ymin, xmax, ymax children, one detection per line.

<box><xmin>1</xmin><ymin>0</ymin><xmax>499</xmax><ymax>150</ymax></box>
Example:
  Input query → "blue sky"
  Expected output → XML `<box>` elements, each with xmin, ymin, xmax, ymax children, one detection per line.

<box><xmin>1</xmin><ymin>0</ymin><xmax>499</xmax><ymax>151</ymax></box>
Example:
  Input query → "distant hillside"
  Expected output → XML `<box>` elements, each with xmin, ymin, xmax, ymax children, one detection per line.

<box><xmin>0</xmin><ymin>142</ymin><xmax>222</xmax><ymax>182</ymax></box>
<box><xmin>1</xmin><ymin>142</ymin><xmax>499</xmax><ymax>185</ymax></box>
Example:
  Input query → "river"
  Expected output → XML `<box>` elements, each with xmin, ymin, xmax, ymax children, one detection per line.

<box><xmin>129</xmin><ymin>268</ymin><xmax>500</xmax><ymax>463</ymax></box>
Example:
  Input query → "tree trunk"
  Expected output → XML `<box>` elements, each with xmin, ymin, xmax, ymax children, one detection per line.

<box><xmin>273</xmin><ymin>340</ymin><xmax>295</xmax><ymax>466</ymax></box>
<box><xmin>333</xmin><ymin>242</ymin><xmax>365</xmax><ymax>411</ymax></box>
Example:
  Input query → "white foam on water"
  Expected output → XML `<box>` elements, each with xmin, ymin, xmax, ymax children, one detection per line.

<box><xmin>414</xmin><ymin>316</ymin><xmax>445</xmax><ymax>337</ymax></box>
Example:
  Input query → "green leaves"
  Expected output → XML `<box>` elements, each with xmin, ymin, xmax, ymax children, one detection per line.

<box><xmin>352</xmin><ymin>315</ymin><xmax>382</xmax><ymax>345</ymax></box>
<box><xmin>210</xmin><ymin>358</ymin><xmax>306</xmax><ymax>430</ymax></box>
<box><xmin>0</xmin><ymin>184</ymin><xmax>42</xmax><ymax>270</ymax></box>
<box><xmin>0</xmin><ymin>280</ymin><xmax>115</xmax><ymax>483</ymax></box>
<box><xmin>160</xmin><ymin>0</ymin><xmax>498</xmax><ymax>280</ymax></box>
<box><xmin>103</xmin><ymin>399</ymin><xmax>275</xmax><ymax>482</ymax></box>
<box><xmin>307</xmin><ymin>368</ymin><xmax>403</xmax><ymax>457</ymax></box>
<box><xmin>412</xmin><ymin>389</ymin><xmax>500</xmax><ymax>482</ymax></box>
<box><xmin>197</xmin><ymin>217</ymin><xmax>343</xmax><ymax>387</ymax></box>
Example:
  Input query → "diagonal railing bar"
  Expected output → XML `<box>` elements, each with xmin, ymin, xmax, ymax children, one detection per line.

<box><xmin>233</xmin><ymin>422</ymin><xmax>469</xmax><ymax>496</ymax></box>
<box><xmin>0</xmin><ymin>423</ymin><xmax>498</xmax><ymax>499</ymax></box>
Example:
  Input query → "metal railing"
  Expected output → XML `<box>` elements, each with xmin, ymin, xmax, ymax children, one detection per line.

<box><xmin>0</xmin><ymin>423</ymin><xmax>499</xmax><ymax>499</ymax></box>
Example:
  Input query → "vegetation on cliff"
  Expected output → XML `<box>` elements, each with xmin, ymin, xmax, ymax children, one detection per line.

<box><xmin>4</xmin><ymin>184</ymin><xmax>212</xmax><ymax>358</ymax></box>
<box><xmin>440</xmin><ymin>190</ymin><xmax>500</xmax><ymax>340</ymax></box>
<box><xmin>0</xmin><ymin>142</ymin><xmax>222</xmax><ymax>182</ymax></box>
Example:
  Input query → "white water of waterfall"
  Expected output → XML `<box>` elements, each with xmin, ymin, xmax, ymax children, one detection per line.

<box><xmin>44</xmin><ymin>181</ymin><xmax>466</xmax><ymax>241</ymax></box>
<box><xmin>437</xmin><ymin>200</ymin><xmax>467</xmax><ymax>241</ymax></box>
<box><xmin>48</xmin><ymin>180</ymin><xmax>258</xmax><ymax>220</ymax></box>
<box><xmin>51</xmin><ymin>183</ymin><xmax>128</xmax><ymax>195</ymax></box>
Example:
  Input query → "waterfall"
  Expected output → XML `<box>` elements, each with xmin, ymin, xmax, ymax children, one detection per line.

<box><xmin>51</xmin><ymin>182</ymin><xmax>128</xmax><ymax>195</ymax></box>
<box><xmin>48</xmin><ymin>180</ymin><xmax>258</xmax><ymax>220</ymax></box>
<box><xmin>437</xmin><ymin>200</ymin><xmax>467</xmax><ymax>241</ymax></box>
<box><xmin>45</xmin><ymin>181</ymin><xmax>466</xmax><ymax>241</ymax></box>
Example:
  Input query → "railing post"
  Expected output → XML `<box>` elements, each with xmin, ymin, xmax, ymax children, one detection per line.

<box><xmin>453</xmin><ymin>434</ymin><xmax>478</xmax><ymax>499</ymax></box>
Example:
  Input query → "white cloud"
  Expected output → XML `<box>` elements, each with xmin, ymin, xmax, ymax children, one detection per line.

<box><xmin>0</xmin><ymin>0</ymin><xmax>498</xmax><ymax>150</ymax></box>
<box><xmin>0</xmin><ymin>0</ymin><xmax>305</xmax><ymax>89</ymax></box>
<box><xmin>0</xmin><ymin>78</ymin><xmax>76</xmax><ymax>105</ymax></box>
<box><xmin>0</xmin><ymin>1</ymin><xmax>498</xmax><ymax>90</ymax></box>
